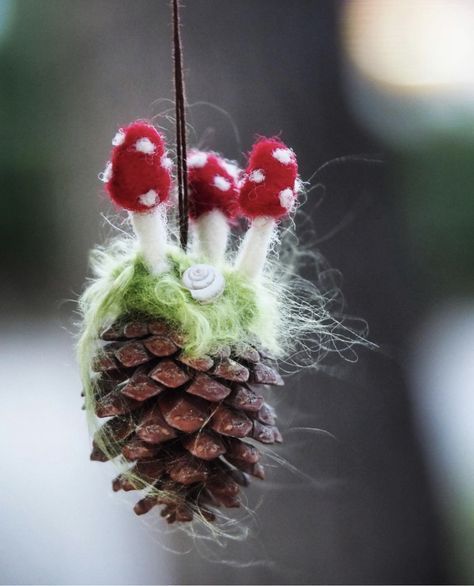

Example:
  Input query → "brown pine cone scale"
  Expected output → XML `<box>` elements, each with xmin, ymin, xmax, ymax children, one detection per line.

<box><xmin>89</xmin><ymin>317</ymin><xmax>284</xmax><ymax>524</ymax></box>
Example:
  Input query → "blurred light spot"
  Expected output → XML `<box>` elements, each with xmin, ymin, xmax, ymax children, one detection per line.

<box><xmin>342</xmin><ymin>0</ymin><xmax>474</xmax><ymax>93</ymax></box>
<box><xmin>411</xmin><ymin>302</ymin><xmax>474</xmax><ymax>581</ymax></box>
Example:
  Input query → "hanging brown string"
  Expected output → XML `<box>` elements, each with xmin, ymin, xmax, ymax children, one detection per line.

<box><xmin>172</xmin><ymin>0</ymin><xmax>189</xmax><ymax>250</ymax></box>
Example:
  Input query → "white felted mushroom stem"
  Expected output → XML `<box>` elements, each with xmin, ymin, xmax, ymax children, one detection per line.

<box><xmin>193</xmin><ymin>209</ymin><xmax>230</xmax><ymax>266</ymax></box>
<box><xmin>130</xmin><ymin>206</ymin><xmax>169</xmax><ymax>275</ymax></box>
<box><xmin>235</xmin><ymin>216</ymin><xmax>276</xmax><ymax>281</ymax></box>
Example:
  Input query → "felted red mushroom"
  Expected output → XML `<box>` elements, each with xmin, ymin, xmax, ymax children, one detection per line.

<box><xmin>235</xmin><ymin>137</ymin><xmax>300</xmax><ymax>279</ymax></box>
<box><xmin>187</xmin><ymin>150</ymin><xmax>240</xmax><ymax>264</ymax></box>
<box><xmin>100</xmin><ymin>121</ymin><xmax>173</xmax><ymax>274</ymax></box>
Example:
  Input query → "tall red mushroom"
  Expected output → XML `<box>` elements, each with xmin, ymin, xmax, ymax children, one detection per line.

<box><xmin>100</xmin><ymin>121</ymin><xmax>173</xmax><ymax>274</ymax></box>
<box><xmin>235</xmin><ymin>137</ymin><xmax>299</xmax><ymax>279</ymax></box>
<box><xmin>187</xmin><ymin>150</ymin><xmax>240</xmax><ymax>264</ymax></box>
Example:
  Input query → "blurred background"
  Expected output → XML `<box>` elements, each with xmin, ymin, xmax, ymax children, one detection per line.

<box><xmin>1</xmin><ymin>0</ymin><xmax>473</xmax><ymax>583</ymax></box>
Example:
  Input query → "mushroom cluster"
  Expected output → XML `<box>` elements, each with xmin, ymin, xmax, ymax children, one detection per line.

<box><xmin>100</xmin><ymin>121</ymin><xmax>301</xmax><ymax>287</ymax></box>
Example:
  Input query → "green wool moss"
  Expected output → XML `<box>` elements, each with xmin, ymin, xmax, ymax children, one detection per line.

<box><xmin>78</xmin><ymin>240</ymin><xmax>280</xmax><ymax>360</ymax></box>
<box><xmin>120</xmin><ymin>254</ymin><xmax>262</xmax><ymax>356</ymax></box>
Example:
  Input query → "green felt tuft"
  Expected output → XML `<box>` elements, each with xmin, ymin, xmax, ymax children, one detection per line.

<box><xmin>78</xmin><ymin>240</ymin><xmax>279</xmax><ymax>359</ymax></box>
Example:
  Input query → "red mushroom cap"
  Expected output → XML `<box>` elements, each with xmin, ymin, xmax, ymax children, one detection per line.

<box><xmin>239</xmin><ymin>137</ymin><xmax>299</xmax><ymax>220</ymax></box>
<box><xmin>103</xmin><ymin>121</ymin><xmax>172</xmax><ymax>213</ymax></box>
<box><xmin>187</xmin><ymin>150</ymin><xmax>240</xmax><ymax>220</ymax></box>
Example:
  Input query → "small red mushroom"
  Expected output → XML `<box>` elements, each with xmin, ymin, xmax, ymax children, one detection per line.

<box><xmin>239</xmin><ymin>137</ymin><xmax>299</xmax><ymax>220</ymax></box>
<box><xmin>187</xmin><ymin>150</ymin><xmax>240</xmax><ymax>220</ymax></box>
<box><xmin>187</xmin><ymin>150</ymin><xmax>241</xmax><ymax>264</ymax></box>
<box><xmin>103</xmin><ymin>121</ymin><xmax>172</xmax><ymax>213</ymax></box>
<box><xmin>100</xmin><ymin>121</ymin><xmax>174</xmax><ymax>274</ymax></box>
<box><xmin>235</xmin><ymin>137</ymin><xmax>300</xmax><ymax>280</ymax></box>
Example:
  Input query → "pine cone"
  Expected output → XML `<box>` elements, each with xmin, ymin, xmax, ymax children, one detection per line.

<box><xmin>88</xmin><ymin>317</ymin><xmax>284</xmax><ymax>524</ymax></box>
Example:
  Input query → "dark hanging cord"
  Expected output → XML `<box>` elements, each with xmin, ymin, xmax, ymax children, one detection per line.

<box><xmin>172</xmin><ymin>0</ymin><xmax>189</xmax><ymax>250</ymax></box>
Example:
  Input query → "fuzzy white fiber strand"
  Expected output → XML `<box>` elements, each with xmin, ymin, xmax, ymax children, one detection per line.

<box><xmin>130</xmin><ymin>206</ymin><xmax>169</xmax><ymax>275</ymax></box>
<box><xmin>235</xmin><ymin>216</ymin><xmax>276</xmax><ymax>281</ymax></box>
<box><xmin>193</xmin><ymin>209</ymin><xmax>230</xmax><ymax>266</ymax></box>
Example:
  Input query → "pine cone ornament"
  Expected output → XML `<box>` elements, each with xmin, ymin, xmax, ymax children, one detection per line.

<box><xmin>79</xmin><ymin>121</ymin><xmax>336</xmax><ymax>528</ymax></box>
<box><xmin>90</xmin><ymin>316</ymin><xmax>283</xmax><ymax>523</ymax></box>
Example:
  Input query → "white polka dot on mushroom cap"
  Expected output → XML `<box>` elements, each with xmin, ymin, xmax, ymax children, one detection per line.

<box><xmin>112</xmin><ymin>129</ymin><xmax>125</xmax><ymax>146</ymax></box>
<box><xmin>249</xmin><ymin>169</ymin><xmax>265</xmax><ymax>183</ymax></box>
<box><xmin>272</xmin><ymin>148</ymin><xmax>294</xmax><ymax>165</ymax></box>
<box><xmin>138</xmin><ymin>189</ymin><xmax>159</xmax><ymax>207</ymax></box>
<box><xmin>99</xmin><ymin>161</ymin><xmax>113</xmax><ymax>183</ymax></box>
<box><xmin>213</xmin><ymin>175</ymin><xmax>231</xmax><ymax>191</ymax></box>
<box><xmin>279</xmin><ymin>187</ymin><xmax>294</xmax><ymax>210</ymax></box>
<box><xmin>161</xmin><ymin>154</ymin><xmax>173</xmax><ymax>170</ymax></box>
<box><xmin>135</xmin><ymin>137</ymin><xmax>156</xmax><ymax>155</ymax></box>
<box><xmin>187</xmin><ymin>152</ymin><xmax>208</xmax><ymax>168</ymax></box>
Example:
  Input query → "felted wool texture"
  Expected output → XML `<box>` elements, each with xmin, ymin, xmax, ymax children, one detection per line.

<box><xmin>235</xmin><ymin>216</ymin><xmax>276</xmax><ymax>280</ymax></box>
<box><xmin>106</xmin><ymin>121</ymin><xmax>172</xmax><ymax>213</ymax></box>
<box><xmin>130</xmin><ymin>206</ymin><xmax>169</xmax><ymax>275</ymax></box>
<box><xmin>239</xmin><ymin>137</ymin><xmax>298</xmax><ymax>220</ymax></box>
<box><xmin>78</xmin><ymin>240</ymin><xmax>279</xmax><ymax>364</ymax></box>
<box><xmin>193</xmin><ymin>209</ymin><xmax>230</xmax><ymax>266</ymax></box>
<box><xmin>188</xmin><ymin>150</ymin><xmax>240</xmax><ymax>220</ymax></box>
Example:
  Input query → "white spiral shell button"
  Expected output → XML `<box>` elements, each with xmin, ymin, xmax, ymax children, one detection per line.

<box><xmin>182</xmin><ymin>264</ymin><xmax>225</xmax><ymax>303</ymax></box>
